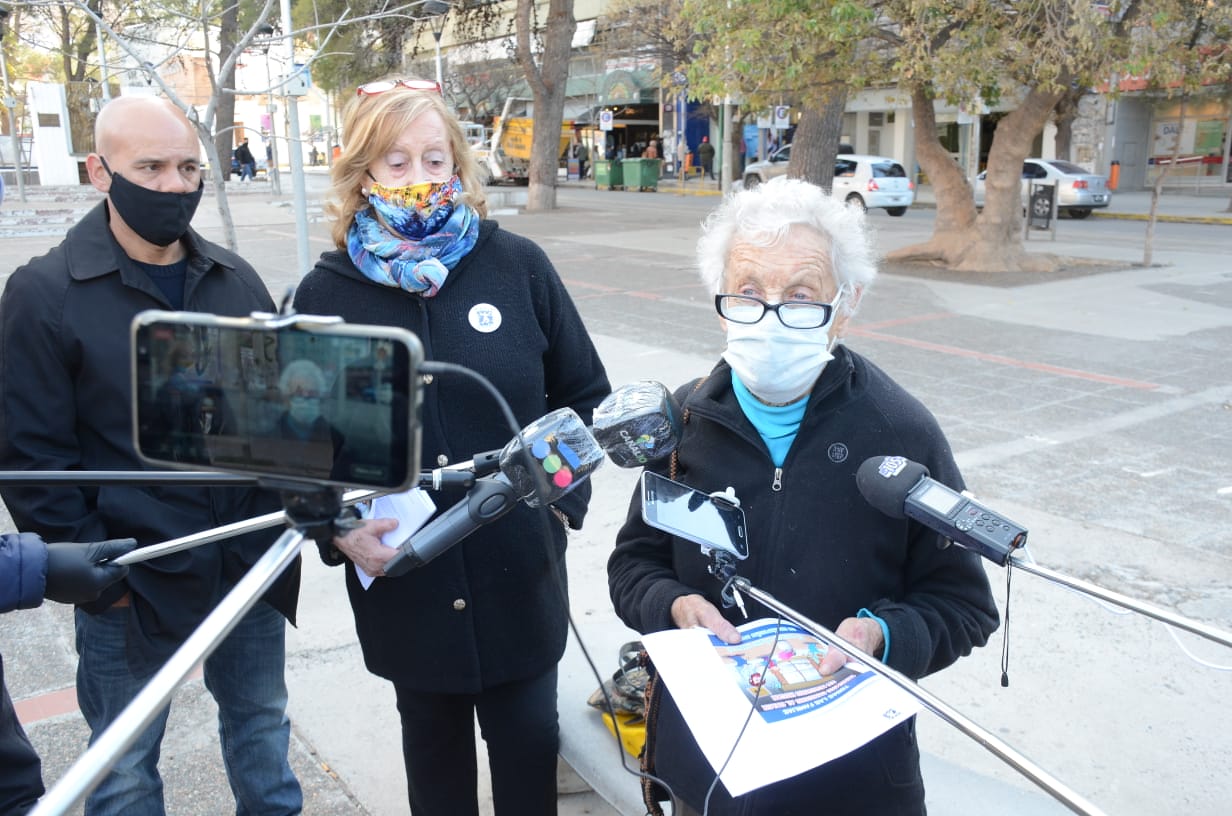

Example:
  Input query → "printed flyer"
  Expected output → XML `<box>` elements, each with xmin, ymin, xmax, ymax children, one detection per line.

<box><xmin>642</xmin><ymin>618</ymin><xmax>922</xmax><ymax>796</ymax></box>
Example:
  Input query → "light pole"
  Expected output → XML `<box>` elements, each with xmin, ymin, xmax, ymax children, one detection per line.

<box><xmin>0</xmin><ymin>6</ymin><xmax>25</xmax><ymax>203</ymax></box>
<box><xmin>256</xmin><ymin>23</ymin><xmax>281</xmax><ymax>194</ymax></box>
<box><xmin>423</xmin><ymin>0</ymin><xmax>452</xmax><ymax>89</ymax></box>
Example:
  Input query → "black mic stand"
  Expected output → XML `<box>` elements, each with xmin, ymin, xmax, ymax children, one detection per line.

<box><xmin>30</xmin><ymin>483</ymin><xmax>349</xmax><ymax>816</ymax></box>
<box><xmin>706</xmin><ymin>555</ymin><xmax>1108</xmax><ymax>816</ymax></box>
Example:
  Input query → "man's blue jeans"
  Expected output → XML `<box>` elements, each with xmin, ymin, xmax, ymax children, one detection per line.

<box><xmin>74</xmin><ymin>601</ymin><xmax>302</xmax><ymax>816</ymax></box>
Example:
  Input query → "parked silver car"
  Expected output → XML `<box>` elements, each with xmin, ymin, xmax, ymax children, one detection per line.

<box><xmin>741</xmin><ymin>142</ymin><xmax>854</xmax><ymax>188</ymax></box>
<box><xmin>972</xmin><ymin>158</ymin><xmax>1111</xmax><ymax>219</ymax></box>
<box><xmin>741</xmin><ymin>148</ymin><xmax>912</xmax><ymax>216</ymax></box>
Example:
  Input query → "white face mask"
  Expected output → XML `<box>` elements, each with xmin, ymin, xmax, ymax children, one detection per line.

<box><xmin>722</xmin><ymin>317</ymin><xmax>835</xmax><ymax>404</ymax></box>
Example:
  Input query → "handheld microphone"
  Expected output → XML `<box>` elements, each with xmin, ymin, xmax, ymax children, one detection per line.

<box><xmin>591</xmin><ymin>380</ymin><xmax>683</xmax><ymax>468</ymax></box>
<box><xmin>856</xmin><ymin>455</ymin><xmax>1027</xmax><ymax>566</ymax></box>
<box><xmin>382</xmin><ymin>408</ymin><xmax>604</xmax><ymax>576</ymax></box>
<box><xmin>418</xmin><ymin>380</ymin><xmax>684</xmax><ymax>488</ymax></box>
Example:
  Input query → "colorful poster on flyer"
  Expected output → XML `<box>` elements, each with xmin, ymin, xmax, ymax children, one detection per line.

<box><xmin>712</xmin><ymin>621</ymin><xmax>875</xmax><ymax>723</ymax></box>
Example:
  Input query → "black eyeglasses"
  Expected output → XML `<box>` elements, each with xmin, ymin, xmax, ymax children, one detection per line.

<box><xmin>356</xmin><ymin>78</ymin><xmax>442</xmax><ymax>97</ymax></box>
<box><xmin>714</xmin><ymin>289</ymin><xmax>845</xmax><ymax>330</ymax></box>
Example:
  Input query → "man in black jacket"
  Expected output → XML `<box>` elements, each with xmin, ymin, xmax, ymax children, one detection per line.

<box><xmin>608</xmin><ymin>176</ymin><xmax>998</xmax><ymax>815</ymax></box>
<box><xmin>0</xmin><ymin>96</ymin><xmax>301</xmax><ymax>816</ymax></box>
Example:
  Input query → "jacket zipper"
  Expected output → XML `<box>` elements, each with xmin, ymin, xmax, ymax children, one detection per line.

<box><xmin>771</xmin><ymin>467</ymin><xmax>783</xmax><ymax>492</ymax></box>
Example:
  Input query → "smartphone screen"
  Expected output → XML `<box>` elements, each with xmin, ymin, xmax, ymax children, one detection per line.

<box><xmin>640</xmin><ymin>471</ymin><xmax>748</xmax><ymax>559</ymax></box>
<box><xmin>132</xmin><ymin>311</ymin><xmax>422</xmax><ymax>490</ymax></box>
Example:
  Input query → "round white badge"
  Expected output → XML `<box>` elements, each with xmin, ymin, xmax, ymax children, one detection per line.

<box><xmin>468</xmin><ymin>303</ymin><xmax>502</xmax><ymax>333</ymax></box>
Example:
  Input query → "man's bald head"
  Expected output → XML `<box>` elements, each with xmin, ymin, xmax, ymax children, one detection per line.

<box><xmin>94</xmin><ymin>97</ymin><xmax>196</xmax><ymax>157</ymax></box>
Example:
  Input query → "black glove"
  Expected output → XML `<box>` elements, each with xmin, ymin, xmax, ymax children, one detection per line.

<box><xmin>44</xmin><ymin>538</ymin><xmax>137</xmax><ymax>605</ymax></box>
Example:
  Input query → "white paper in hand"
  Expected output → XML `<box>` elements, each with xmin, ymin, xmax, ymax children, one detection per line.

<box><xmin>355</xmin><ymin>488</ymin><xmax>437</xmax><ymax>589</ymax></box>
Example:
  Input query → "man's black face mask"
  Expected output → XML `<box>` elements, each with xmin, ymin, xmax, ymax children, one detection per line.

<box><xmin>100</xmin><ymin>157</ymin><xmax>204</xmax><ymax>247</ymax></box>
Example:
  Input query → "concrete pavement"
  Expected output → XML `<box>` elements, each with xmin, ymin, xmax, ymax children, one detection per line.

<box><xmin>2</xmin><ymin>178</ymin><xmax>1230</xmax><ymax>815</ymax></box>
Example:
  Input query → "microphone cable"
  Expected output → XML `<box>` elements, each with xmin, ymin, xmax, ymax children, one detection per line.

<box><xmin>700</xmin><ymin>616</ymin><xmax>787</xmax><ymax>816</ymax></box>
<box><xmin>1013</xmin><ymin>546</ymin><xmax>1232</xmax><ymax>672</ymax></box>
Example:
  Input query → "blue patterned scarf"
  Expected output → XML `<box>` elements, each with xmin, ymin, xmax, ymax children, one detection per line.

<box><xmin>346</xmin><ymin>176</ymin><xmax>478</xmax><ymax>297</ymax></box>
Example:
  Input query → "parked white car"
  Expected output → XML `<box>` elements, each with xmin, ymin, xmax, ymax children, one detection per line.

<box><xmin>972</xmin><ymin>158</ymin><xmax>1111</xmax><ymax>219</ymax></box>
<box><xmin>832</xmin><ymin>154</ymin><xmax>915</xmax><ymax>216</ymax></box>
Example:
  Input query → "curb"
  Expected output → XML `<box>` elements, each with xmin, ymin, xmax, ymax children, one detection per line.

<box><xmin>896</xmin><ymin>203</ymin><xmax>1232</xmax><ymax>228</ymax></box>
<box><xmin>1089</xmin><ymin>211</ymin><xmax>1232</xmax><ymax>225</ymax></box>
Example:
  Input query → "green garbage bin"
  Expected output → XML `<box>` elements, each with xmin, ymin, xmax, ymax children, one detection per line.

<box><xmin>594</xmin><ymin>159</ymin><xmax>623</xmax><ymax>190</ymax></box>
<box><xmin>624</xmin><ymin>158</ymin><xmax>662</xmax><ymax>191</ymax></box>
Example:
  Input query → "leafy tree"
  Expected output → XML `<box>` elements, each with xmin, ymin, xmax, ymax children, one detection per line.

<box><xmin>671</xmin><ymin>0</ymin><xmax>871</xmax><ymax>190</ymax></box>
<box><xmin>1112</xmin><ymin>0</ymin><xmax>1232</xmax><ymax>258</ymax></box>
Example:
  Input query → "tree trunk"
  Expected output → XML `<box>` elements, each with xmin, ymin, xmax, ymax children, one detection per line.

<box><xmin>1053</xmin><ymin>88</ymin><xmax>1084</xmax><ymax>162</ymax></box>
<box><xmin>788</xmin><ymin>86</ymin><xmax>846</xmax><ymax>192</ymax></box>
<box><xmin>213</xmin><ymin>5</ymin><xmax>240</xmax><ymax>182</ymax></box>
<box><xmin>1144</xmin><ymin>93</ymin><xmax>1188</xmax><ymax>267</ymax></box>
<box><xmin>515</xmin><ymin>0</ymin><xmax>575</xmax><ymax>211</ymax></box>
<box><xmin>888</xmin><ymin>83</ymin><xmax>1063</xmax><ymax>274</ymax></box>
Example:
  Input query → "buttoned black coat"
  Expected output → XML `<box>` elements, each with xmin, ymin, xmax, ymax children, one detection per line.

<box><xmin>294</xmin><ymin>219</ymin><xmax>610</xmax><ymax>692</ymax></box>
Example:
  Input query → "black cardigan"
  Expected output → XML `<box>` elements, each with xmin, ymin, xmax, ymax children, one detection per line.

<box><xmin>294</xmin><ymin>219</ymin><xmax>610</xmax><ymax>691</ymax></box>
<box><xmin>608</xmin><ymin>350</ymin><xmax>999</xmax><ymax>813</ymax></box>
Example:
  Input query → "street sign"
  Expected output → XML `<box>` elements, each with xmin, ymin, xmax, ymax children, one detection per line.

<box><xmin>773</xmin><ymin>105</ymin><xmax>790</xmax><ymax>129</ymax></box>
<box><xmin>671</xmin><ymin>71</ymin><xmax>688</xmax><ymax>87</ymax></box>
<box><xmin>599</xmin><ymin>110</ymin><xmax>614</xmax><ymax>131</ymax></box>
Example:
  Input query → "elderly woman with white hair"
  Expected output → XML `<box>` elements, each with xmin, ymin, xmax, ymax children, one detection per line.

<box><xmin>607</xmin><ymin>176</ymin><xmax>999</xmax><ymax>815</ymax></box>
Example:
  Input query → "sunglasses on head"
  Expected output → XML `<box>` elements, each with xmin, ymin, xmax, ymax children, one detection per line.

<box><xmin>356</xmin><ymin>78</ymin><xmax>442</xmax><ymax>97</ymax></box>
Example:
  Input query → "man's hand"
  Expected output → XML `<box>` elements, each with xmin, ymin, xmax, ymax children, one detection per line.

<box><xmin>44</xmin><ymin>538</ymin><xmax>137</xmax><ymax>605</ymax></box>
<box><xmin>670</xmin><ymin>593</ymin><xmax>741</xmax><ymax>644</ymax></box>
<box><xmin>817</xmin><ymin>616</ymin><xmax>885</xmax><ymax>676</ymax></box>
<box><xmin>332</xmin><ymin>518</ymin><xmax>400</xmax><ymax>577</ymax></box>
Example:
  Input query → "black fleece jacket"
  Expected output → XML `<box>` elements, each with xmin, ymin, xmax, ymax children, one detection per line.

<box><xmin>608</xmin><ymin>349</ymin><xmax>999</xmax><ymax>814</ymax></box>
<box><xmin>294</xmin><ymin>219</ymin><xmax>610</xmax><ymax>691</ymax></box>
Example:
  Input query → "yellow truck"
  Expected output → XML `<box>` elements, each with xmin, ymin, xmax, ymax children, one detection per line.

<box><xmin>476</xmin><ymin>97</ymin><xmax>573</xmax><ymax>185</ymax></box>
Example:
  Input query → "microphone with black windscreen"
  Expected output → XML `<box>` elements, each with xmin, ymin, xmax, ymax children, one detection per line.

<box><xmin>856</xmin><ymin>455</ymin><xmax>1026</xmax><ymax>565</ymax></box>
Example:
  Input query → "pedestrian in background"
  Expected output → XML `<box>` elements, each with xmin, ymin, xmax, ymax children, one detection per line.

<box><xmin>698</xmin><ymin>135</ymin><xmax>715</xmax><ymax>179</ymax></box>
<box><xmin>292</xmin><ymin>76</ymin><xmax>610</xmax><ymax>816</ymax></box>
<box><xmin>235</xmin><ymin>138</ymin><xmax>256</xmax><ymax>181</ymax></box>
<box><xmin>0</xmin><ymin>96</ymin><xmax>302</xmax><ymax>816</ymax></box>
<box><xmin>577</xmin><ymin>142</ymin><xmax>589</xmax><ymax>179</ymax></box>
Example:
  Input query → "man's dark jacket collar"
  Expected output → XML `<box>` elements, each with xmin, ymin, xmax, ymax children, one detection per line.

<box><xmin>63</xmin><ymin>200</ymin><xmax>236</xmax><ymax>282</ymax></box>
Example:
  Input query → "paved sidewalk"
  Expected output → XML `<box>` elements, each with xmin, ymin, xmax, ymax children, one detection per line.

<box><xmin>2</xmin><ymin>180</ymin><xmax>1230</xmax><ymax>816</ymax></box>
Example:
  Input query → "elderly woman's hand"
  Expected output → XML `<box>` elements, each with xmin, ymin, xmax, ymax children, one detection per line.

<box><xmin>333</xmin><ymin>517</ymin><xmax>400</xmax><ymax>577</ymax></box>
<box><xmin>670</xmin><ymin>593</ymin><xmax>742</xmax><ymax>644</ymax></box>
<box><xmin>817</xmin><ymin>616</ymin><xmax>885</xmax><ymax>676</ymax></box>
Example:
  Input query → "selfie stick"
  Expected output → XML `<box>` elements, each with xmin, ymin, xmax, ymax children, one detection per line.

<box><xmin>111</xmin><ymin>487</ymin><xmax>379</xmax><ymax>566</ymax></box>
<box><xmin>720</xmin><ymin>573</ymin><xmax>1107</xmax><ymax>816</ymax></box>
<box><xmin>30</xmin><ymin>523</ymin><xmax>307</xmax><ymax>815</ymax></box>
